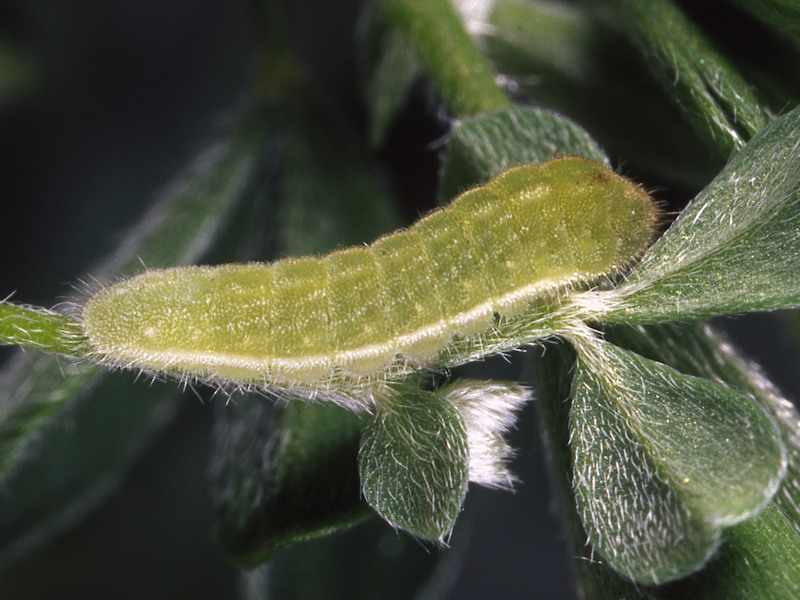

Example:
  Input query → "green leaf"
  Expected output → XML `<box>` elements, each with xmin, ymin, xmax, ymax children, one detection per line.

<box><xmin>606</xmin><ymin>105</ymin><xmax>800</xmax><ymax>323</ymax></box>
<box><xmin>359</xmin><ymin>386</ymin><xmax>469</xmax><ymax>542</ymax></box>
<box><xmin>210</xmin><ymin>395</ymin><xmax>368</xmax><ymax>566</ymax></box>
<box><xmin>534</xmin><ymin>322</ymin><xmax>800</xmax><ymax>598</ymax></box>
<box><xmin>569</xmin><ymin>336</ymin><xmax>785</xmax><ymax>583</ymax></box>
<box><xmin>439</xmin><ymin>106</ymin><xmax>608</xmax><ymax>201</ymax></box>
<box><xmin>0</xmin><ymin>106</ymin><xmax>271</xmax><ymax>565</ymax></box>
<box><xmin>375</xmin><ymin>0</ymin><xmax>510</xmax><ymax>118</ymax></box>
<box><xmin>357</xmin><ymin>3</ymin><xmax>420</xmax><ymax>148</ymax></box>
<box><xmin>247</xmin><ymin>517</ymin><xmax>450</xmax><ymax>600</ymax></box>
<box><xmin>608</xmin><ymin>0</ymin><xmax>769</xmax><ymax>156</ymax></box>
<box><xmin>587</xmin><ymin>323</ymin><xmax>800</xmax><ymax>598</ymax></box>
<box><xmin>0</xmin><ymin>372</ymin><xmax>180</xmax><ymax>568</ymax></box>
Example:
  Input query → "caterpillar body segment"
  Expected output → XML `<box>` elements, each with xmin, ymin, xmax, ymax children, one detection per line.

<box><xmin>81</xmin><ymin>157</ymin><xmax>657</xmax><ymax>400</ymax></box>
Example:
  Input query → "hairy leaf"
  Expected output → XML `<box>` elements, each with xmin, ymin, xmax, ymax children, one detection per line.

<box><xmin>359</xmin><ymin>387</ymin><xmax>469</xmax><ymax>542</ymax></box>
<box><xmin>607</xmin><ymin>106</ymin><xmax>800</xmax><ymax>322</ymax></box>
<box><xmin>608</xmin><ymin>0</ymin><xmax>769</xmax><ymax>155</ymax></box>
<box><xmin>569</xmin><ymin>337</ymin><xmax>785</xmax><ymax>583</ymax></box>
<box><xmin>443</xmin><ymin>380</ymin><xmax>530</xmax><ymax>489</ymax></box>
<box><xmin>536</xmin><ymin>322</ymin><xmax>800</xmax><ymax>598</ymax></box>
<box><xmin>439</xmin><ymin>106</ymin><xmax>608</xmax><ymax>202</ymax></box>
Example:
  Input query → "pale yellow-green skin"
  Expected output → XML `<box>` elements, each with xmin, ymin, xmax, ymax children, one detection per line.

<box><xmin>82</xmin><ymin>158</ymin><xmax>656</xmax><ymax>397</ymax></box>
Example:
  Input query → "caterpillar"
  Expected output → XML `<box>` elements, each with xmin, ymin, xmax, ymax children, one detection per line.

<box><xmin>81</xmin><ymin>157</ymin><xmax>657</xmax><ymax>405</ymax></box>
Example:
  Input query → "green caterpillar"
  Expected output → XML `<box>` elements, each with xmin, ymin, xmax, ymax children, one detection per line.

<box><xmin>82</xmin><ymin>157</ymin><xmax>657</xmax><ymax>404</ymax></box>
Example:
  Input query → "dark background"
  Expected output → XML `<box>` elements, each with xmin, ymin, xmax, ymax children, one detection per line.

<box><xmin>1</xmin><ymin>1</ymin><xmax>798</xmax><ymax>598</ymax></box>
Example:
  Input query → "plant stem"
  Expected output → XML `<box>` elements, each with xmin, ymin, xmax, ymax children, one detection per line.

<box><xmin>0</xmin><ymin>303</ymin><xmax>84</xmax><ymax>356</ymax></box>
<box><xmin>378</xmin><ymin>0</ymin><xmax>511</xmax><ymax>117</ymax></box>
